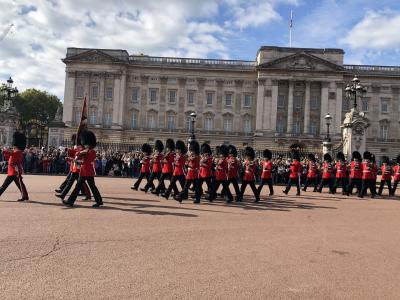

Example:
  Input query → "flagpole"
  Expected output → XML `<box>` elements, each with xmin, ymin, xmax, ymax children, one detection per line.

<box><xmin>289</xmin><ymin>10</ymin><xmax>293</xmax><ymax>47</ymax></box>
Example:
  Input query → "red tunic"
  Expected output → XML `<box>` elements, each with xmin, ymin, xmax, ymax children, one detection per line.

<box><xmin>151</xmin><ymin>152</ymin><xmax>163</xmax><ymax>173</ymax></box>
<box><xmin>186</xmin><ymin>155</ymin><xmax>200</xmax><ymax>180</ymax></box>
<box><xmin>173</xmin><ymin>154</ymin><xmax>186</xmax><ymax>176</ymax></box>
<box><xmin>307</xmin><ymin>161</ymin><xmax>318</xmax><ymax>178</ymax></box>
<box><xmin>243</xmin><ymin>160</ymin><xmax>257</xmax><ymax>181</ymax></box>
<box><xmin>140</xmin><ymin>156</ymin><xmax>150</xmax><ymax>173</ymax></box>
<box><xmin>72</xmin><ymin>146</ymin><xmax>84</xmax><ymax>173</ymax></box>
<box><xmin>3</xmin><ymin>149</ymin><xmax>11</xmax><ymax>162</ymax></box>
<box><xmin>362</xmin><ymin>161</ymin><xmax>374</xmax><ymax>180</ymax></box>
<box><xmin>162</xmin><ymin>152</ymin><xmax>174</xmax><ymax>174</ymax></box>
<box><xmin>335</xmin><ymin>161</ymin><xmax>347</xmax><ymax>179</ymax></box>
<box><xmin>8</xmin><ymin>149</ymin><xmax>24</xmax><ymax>176</ymax></box>
<box><xmin>215</xmin><ymin>158</ymin><xmax>228</xmax><ymax>181</ymax></box>
<box><xmin>200</xmin><ymin>156</ymin><xmax>213</xmax><ymax>178</ymax></box>
<box><xmin>79</xmin><ymin>149</ymin><xmax>96</xmax><ymax>177</ymax></box>
<box><xmin>381</xmin><ymin>164</ymin><xmax>393</xmax><ymax>181</ymax></box>
<box><xmin>322</xmin><ymin>162</ymin><xmax>333</xmax><ymax>179</ymax></box>
<box><xmin>261</xmin><ymin>160</ymin><xmax>273</xmax><ymax>179</ymax></box>
<box><xmin>394</xmin><ymin>165</ymin><xmax>400</xmax><ymax>182</ymax></box>
<box><xmin>350</xmin><ymin>161</ymin><xmax>362</xmax><ymax>179</ymax></box>
<box><xmin>289</xmin><ymin>161</ymin><xmax>302</xmax><ymax>179</ymax></box>
<box><xmin>227</xmin><ymin>156</ymin><xmax>239</xmax><ymax>179</ymax></box>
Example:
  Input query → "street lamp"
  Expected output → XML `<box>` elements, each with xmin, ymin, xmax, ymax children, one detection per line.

<box><xmin>2</xmin><ymin>77</ymin><xmax>18</xmax><ymax>108</ymax></box>
<box><xmin>324</xmin><ymin>112</ymin><xmax>332</xmax><ymax>141</ymax></box>
<box><xmin>188</xmin><ymin>112</ymin><xmax>197</xmax><ymax>143</ymax></box>
<box><xmin>345</xmin><ymin>75</ymin><xmax>367</xmax><ymax>110</ymax></box>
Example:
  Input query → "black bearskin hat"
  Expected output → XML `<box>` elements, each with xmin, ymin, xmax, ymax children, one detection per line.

<box><xmin>201</xmin><ymin>143</ymin><xmax>212</xmax><ymax>155</ymax></box>
<box><xmin>363</xmin><ymin>151</ymin><xmax>372</xmax><ymax>160</ymax></box>
<box><xmin>308</xmin><ymin>153</ymin><xmax>316</xmax><ymax>162</ymax></box>
<box><xmin>175</xmin><ymin>140</ymin><xmax>187</xmax><ymax>154</ymax></box>
<box><xmin>323</xmin><ymin>153</ymin><xmax>332</xmax><ymax>162</ymax></box>
<box><xmin>228</xmin><ymin>145</ymin><xmax>237</xmax><ymax>157</ymax></box>
<box><xmin>336</xmin><ymin>151</ymin><xmax>345</xmax><ymax>161</ymax></box>
<box><xmin>166</xmin><ymin>138</ymin><xmax>175</xmax><ymax>151</ymax></box>
<box><xmin>12</xmin><ymin>132</ymin><xmax>27</xmax><ymax>150</ymax></box>
<box><xmin>291</xmin><ymin>150</ymin><xmax>300</xmax><ymax>161</ymax></box>
<box><xmin>370</xmin><ymin>154</ymin><xmax>376</xmax><ymax>163</ymax></box>
<box><xmin>220</xmin><ymin>144</ymin><xmax>229</xmax><ymax>158</ymax></box>
<box><xmin>141</xmin><ymin>143</ymin><xmax>152</xmax><ymax>155</ymax></box>
<box><xmin>397</xmin><ymin>155</ymin><xmax>400</xmax><ymax>164</ymax></box>
<box><xmin>244</xmin><ymin>146</ymin><xmax>255</xmax><ymax>160</ymax></box>
<box><xmin>352</xmin><ymin>151</ymin><xmax>362</xmax><ymax>161</ymax></box>
<box><xmin>80</xmin><ymin>130</ymin><xmax>97</xmax><ymax>148</ymax></box>
<box><xmin>189</xmin><ymin>140</ymin><xmax>200</xmax><ymax>155</ymax></box>
<box><xmin>382</xmin><ymin>156</ymin><xmax>389</xmax><ymax>164</ymax></box>
<box><xmin>263</xmin><ymin>149</ymin><xmax>272</xmax><ymax>160</ymax></box>
<box><xmin>155</xmin><ymin>140</ymin><xmax>164</xmax><ymax>152</ymax></box>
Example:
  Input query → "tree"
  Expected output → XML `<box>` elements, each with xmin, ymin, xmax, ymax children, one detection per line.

<box><xmin>13</xmin><ymin>89</ymin><xmax>62</xmax><ymax>126</ymax></box>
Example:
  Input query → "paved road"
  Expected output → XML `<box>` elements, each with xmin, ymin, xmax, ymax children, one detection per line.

<box><xmin>0</xmin><ymin>174</ymin><xmax>399</xmax><ymax>299</ymax></box>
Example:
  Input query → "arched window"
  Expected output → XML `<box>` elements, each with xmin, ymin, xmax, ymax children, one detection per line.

<box><xmin>103</xmin><ymin>111</ymin><xmax>112</xmax><ymax>127</ymax></box>
<box><xmin>74</xmin><ymin>109</ymin><xmax>81</xmax><ymax>125</ymax></box>
<box><xmin>166</xmin><ymin>111</ymin><xmax>176</xmax><ymax>131</ymax></box>
<box><xmin>204</xmin><ymin>113</ymin><xmax>214</xmax><ymax>132</ymax></box>
<box><xmin>130</xmin><ymin>111</ymin><xmax>138</xmax><ymax>129</ymax></box>
<box><xmin>379</xmin><ymin>120</ymin><xmax>390</xmax><ymax>141</ymax></box>
<box><xmin>147</xmin><ymin>110</ymin><xmax>158</xmax><ymax>129</ymax></box>
<box><xmin>243</xmin><ymin>115</ymin><xmax>252</xmax><ymax>133</ymax></box>
<box><xmin>89</xmin><ymin>108</ymin><xmax>97</xmax><ymax>125</ymax></box>
<box><xmin>223</xmin><ymin>114</ymin><xmax>233</xmax><ymax>132</ymax></box>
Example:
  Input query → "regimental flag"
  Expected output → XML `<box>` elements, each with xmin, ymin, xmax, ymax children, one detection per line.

<box><xmin>76</xmin><ymin>95</ymin><xmax>88</xmax><ymax>145</ymax></box>
<box><xmin>290</xmin><ymin>10</ymin><xmax>293</xmax><ymax>28</ymax></box>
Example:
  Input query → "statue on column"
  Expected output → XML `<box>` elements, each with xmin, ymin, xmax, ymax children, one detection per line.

<box><xmin>341</xmin><ymin>108</ymin><xmax>369</xmax><ymax>160</ymax></box>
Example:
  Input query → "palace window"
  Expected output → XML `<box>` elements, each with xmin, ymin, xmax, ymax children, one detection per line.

<box><xmin>380</xmin><ymin>124</ymin><xmax>389</xmax><ymax>140</ymax></box>
<box><xmin>148</xmin><ymin>113</ymin><xmax>157</xmax><ymax>129</ymax></box>
<box><xmin>167</xmin><ymin>114</ymin><xmax>176</xmax><ymax>131</ymax></box>
<box><xmin>342</xmin><ymin>98</ymin><xmax>350</xmax><ymax>112</ymax></box>
<box><xmin>130</xmin><ymin>112</ymin><xmax>138</xmax><ymax>129</ymax></box>
<box><xmin>89</xmin><ymin>109</ymin><xmax>97</xmax><ymax>125</ymax></box>
<box><xmin>244</xmin><ymin>94</ymin><xmax>252</xmax><ymax>107</ymax></box>
<box><xmin>381</xmin><ymin>101</ymin><xmax>389</xmax><ymax>113</ymax></box>
<box><xmin>131</xmin><ymin>88</ymin><xmax>140</xmax><ymax>103</ymax></box>
<box><xmin>293</xmin><ymin>120</ymin><xmax>301</xmax><ymax>134</ymax></box>
<box><xmin>276</xmin><ymin>118</ymin><xmax>284</xmax><ymax>133</ymax></box>
<box><xmin>168</xmin><ymin>90</ymin><xmax>176</xmax><ymax>104</ymax></box>
<box><xmin>225</xmin><ymin>93</ymin><xmax>233</xmax><ymax>106</ymax></box>
<box><xmin>310</xmin><ymin>97</ymin><xmax>318</xmax><ymax>110</ymax></box>
<box><xmin>104</xmin><ymin>113</ymin><xmax>112</xmax><ymax>126</ymax></box>
<box><xmin>91</xmin><ymin>86</ymin><xmax>98</xmax><ymax>99</ymax></box>
<box><xmin>361</xmin><ymin>99</ymin><xmax>368</xmax><ymax>112</ymax></box>
<box><xmin>76</xmin><ymin>86</ymin><xmax>84</xmax><ymax>98</ymax></box>
<box><xmin>204</xmin><ymin>116</ymin><xmax>213</xmax><ymax>131</ymax></box>
<box><xmin>74</xmin><ymin>110</ymin><xmax>81</xmax><ymax>125</ymax></box>
<box><xmin>243</xmin><ymin>118</ymin><xmax>251</xmax><ymax>133</ymax></box>
<box><xmin>294</xmin><ymin>96</ymin><xmax>302</xmax><ymax>109</ymax></box>
<box><xmin>186</xmin><ymin>116</ymin><xmax>193</xmax><ymax>133</ymax></box>
<box><xmin>106</xmin><ymin>87</ymin><xmax>113</xmax><ymax>100</ymax></box>
<box><xmin>149</xmin><ymin>89</ymin><xmax>157</xmax><ymax>104</ymax></box>
<box><xmin>206</xmin><ymin>92</ymin><xmax>214</xmax><ymax>105</ymax></box>
<box><xmin>310</xmin><ymin>122</ymin><xmax>317</xmax><ymax>135</ymax></box>
<box><xmin>187</xmin><ymin>91</ymin><xmax>195</xmax><ymax>105</ymax></box>
<box><xmin>277</xmin><ymin>94</ymin><xmax>285</xmax><ymax>108</ymax></box>
<box><xmin>223</xmin><ymin>117</ymin><xmax>233</xmax><ymax>132</ymax></box>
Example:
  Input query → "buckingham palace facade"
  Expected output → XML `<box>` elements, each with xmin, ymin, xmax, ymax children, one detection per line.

<box><xmin>62</xmin><ymin>46</ymin><xmax>400</xmax><ymax>158</ymax></box>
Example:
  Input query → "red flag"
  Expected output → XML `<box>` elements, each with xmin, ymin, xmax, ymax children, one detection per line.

<box><xmin>290</xmin><ymin>10</ymin><xmax>293</xmax><ymax>28</ymax></box>
<box><xmin>76</xmin><ymin>95</ymin><xmax>88</xmax><ymax>144</ymax></box>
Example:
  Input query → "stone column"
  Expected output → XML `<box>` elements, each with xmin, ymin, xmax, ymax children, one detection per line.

<box><xmin>255</xmin><ymin>79</ymin><xmax>265</xmax><ymax>131</ymax></box>
<box><xmin>97</xmin><ymin>73</ymin><xmax>105</xmax><ymax>126</ymax></box>
<box><xmin>63</xmin><ymin>70</ymin><xmax>75</xmax><ymax>127</ymax></box>
<box><xmin>159</xmin><ymin>76</ymin><xmax>168</xmax><ymax>129</ymax></box>
<box><xmin>335</xmin><ymin>81</ymin><xmax>343</xmax><ymax>135</ymax></box>
<box><xmin>112</xmin><ymin>72</ymin><xmax>124</xmax><ymax>129</ymax></box>
<box><xmin>270</xmin><ymin>79</ymin><xmax>279</xmax><ymax>132</ymax></box>
<box><xmin>287</xmin><ymin>80</ymin><xmax>294</xmax><ymax>133</ymax></box>
<box><xmin>320</xmin><ymin>82</ymin><xmax>329</xmax><ymax>135</ymax></box>
<box><xmin>304</xmin><ymin>81</ymin><xmax>311</xmax><ymax>134</ymax></box>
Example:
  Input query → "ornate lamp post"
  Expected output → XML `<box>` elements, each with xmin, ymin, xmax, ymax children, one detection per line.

<box><xmin>188</xmin><ymin>112</ymin><xmax>197</xmax><ymax>143</ymax></box>
<box><xmin>322</xmin><ymin>112</ymin><xmax>332</xmax><ymax>155</ymax></box>
<box><xmin>1</xmin><ymin>77</ymin><xmax>19</xmax><ymax>109</ymax></box>
<box><xmin>345</xmin><ymin>75</ymin><xmax>367</xmax><ymax>110</ymax></box>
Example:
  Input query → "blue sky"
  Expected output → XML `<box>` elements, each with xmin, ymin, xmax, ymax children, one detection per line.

<box><xmin>0</xmin><ymin>0</ymin><xmax>400</xmax><ymax>99</ymax></box>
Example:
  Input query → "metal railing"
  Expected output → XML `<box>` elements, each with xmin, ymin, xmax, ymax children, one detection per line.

<box><xmin>344</xmin><ymin>65</ymin><xmax>400</xmax><ymax>74</ymax></box>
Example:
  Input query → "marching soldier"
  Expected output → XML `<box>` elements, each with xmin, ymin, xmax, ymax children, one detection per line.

<box><xmin>358</xmin><ymin>151</ymin><xmax>376</xmax><ymax>198</ymax></box>
<box><xmin>63</xmin><ymin>130</ymin><xmax>103</xmax><ymax>207</ymax></box>
<box><xmin>391</xmin><ymin>155</ymin><xmax>400</xmax><ymax>196</ymax></box>
<box><xmin>258</xmin><ymin>148</ymin><xmax>274</xmax><ymax>197</ymax></box>
<box><xmin>163</xmin><ymin>140</ymin><xmax>186</xmax><ymax>200</ymax></box>
<box><xmin>199</xmin><ymin>143</ymin><xmax>214</xmax><ymax>199</ymax></box>
<box><xmin>347</xmin><ymin>151</ymin><xmax>363</xmax><ymax>196</ymax></box>
<box><xmin>226</xmin><ymin>145</ymin><xmax>242</xmax><ymax>201</ymax></box>
<box><xmin>317</xmin><ymin>153</ymin><xmax>334</xmax><ymax>193</ymax></box>
<box><xmin>0</xmin><ymin>132</ymin><xmax>29</xmax><ymax>201</ymax></box>
<box><xmin>240</xmin><ymin>146</ymin><xmax>260</xmax><ymax>202</ymax></box>
<box><xmin>153</xmin><ymin>139</ymin><xmax>175</xmax><ymax>196</ymax></box>
<box><xmin>142</xmin><ymin>140</ymin><xmax>163</xmax><ymax>192</ymax></box>
<box><xmin>303</xmin><ymin>154</ymin><xmax>318</xmax><ymax>192</ymax></box>
<box><xmin>283</xmin><ymin>150</ymin><xmax>302</xmax><ymax>196</ymax></box>
<box><xmin>55</xmin><ymin>134</ymin><xmax>76</xmax><ymax>193</ymax></box>
<box><xmin>333</xmin><ymin>152</ymin><xmax>348</xmax><ymax>195</ymax></box>
<box><xmin>378</xmin><ymin>156</ymin><xmax>393</xmax><ymax>196</ymax></box>
<box><xmin>131</xmin><ymin>143</ymin><xmax>152</xmax><ymax>191</ymax></box>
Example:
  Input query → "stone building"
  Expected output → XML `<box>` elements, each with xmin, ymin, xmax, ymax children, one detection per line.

<box><xmin>62</xmin><ymin>46</ymin><xmax>400</xmax><ymax>159</ymax></box>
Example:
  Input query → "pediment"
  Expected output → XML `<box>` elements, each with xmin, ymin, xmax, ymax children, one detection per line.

<box><xmin>63</xmin><ymin>50</ymin><xmax>124</xmax><ymax>63</ymax></box>
<box><xmin>258</xmin><ymin>52</ymin><xmax>344</xmax><ymax>72</ymax></box>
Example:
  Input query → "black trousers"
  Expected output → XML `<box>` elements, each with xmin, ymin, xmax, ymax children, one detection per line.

<box><xmin>199</xmin><ymin>177</ymin><xmax>213</xmax><ymax>196</ymax></box>
<box><xmin>241</xmin><ymin>180</ymin><xmax>259</xmax><ymax>199</ymax></box>
<box><xmin>378</xmin><ymin>180</ymin><xmax>392</xmax><ymax>195</ymax></box>
<box><xmin>359</xmin><ymin>179</ymin><xmax>376</xmax><ymax>197</ymax></box>
<box><xmin>164</xmin><ymin>175</ymin><xmax>185</xmax><ymax>198</ymax></box>
<box><xmin>155</xmin><ymin>172</ymin><xmax>172</xmax><ymax>194</ymax></box>
<box><xmin>303</xmin><ymin>177</ymin><xmax>318</xmax><ymax>192</ymax></box>
<box><xmin>317</xmin><ymin>178</ymin><xmax>333</xmax><ymax>193</ymax></box>
<box><xmin>347</xmin><ymin>178</ymin><xmax>362</xmax><ymax>195</ymax></box>
<box><xmin>228</xmin><ymin>177</ymin><xmax>241</xmax><ymax>196</ymax></box>
<box><xmin>179</xmin><ymin>178</ymin><xmax>201</xmax><ymax>201</ymax></box>
<box><xmin>67</xmin><ymin>176</ymin><xmax>102</xmax><ymax>205</ymax></box>
<box><xmin>333</xmin><ymin>177</ymin><xmax>348</xmax><ymax>194</ymax></box>
<box><xmin>59</xmin><ymin>172</ymin><xmax>72</xmax><ymax>190</ymax></box>
<box><xmin>0</xmin><ymin>175</ymin><xmax>29</xmax><ymax>200</ymax></box>
<box><xmin>144</xmin><ymin>172</ymin><xmax>161</xmax><ymax>191</ymax></box>
<box><xmin>392</xmin><ymin>180</ymin><xmax>399</xmax><ymax>195</ymax></box>
<box><xmin>258</xmin><ymin>178</ymin><xmax>274</xmax><ymax>195</ymax></box>
<box><xmin>59</xmin><ymin>172</ymin><xmax>91</xmax><ymax>198</ymax></box>
<box><xmin>284</xmin><ymin>178</ymin><xmax>301</xmax><ymax>195</ymax></box>
<box><xmin>210</xmin><ymin>180</ymin><xmax>233</xmax><ymax>201</ymax></box>
<box><xmin>133</xmin><ymin>172</ymin><xmax>149</xmax><ymax>189</ymax></box>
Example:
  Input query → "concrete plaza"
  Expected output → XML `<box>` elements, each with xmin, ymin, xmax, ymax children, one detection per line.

<box><xmin>0</xmin><ymin>174</ymin><xmax>400</xmax><ymax>299</ymax></box>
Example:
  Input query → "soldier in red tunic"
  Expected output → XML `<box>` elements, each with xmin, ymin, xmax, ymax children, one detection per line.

<box><xmin>303</xmin><ymin>153</ymin><xmax>318</xmax><ymax>192</ymax></box>
<box><xmin>226</xmin><ymin>145</ymin><xmax>242</xmax><ymax>201</ymax></box>
<box><xmin>55</xmin><ymin>134</ymin><xmax>76</xmax><ymax>193</ymax></box>
<box><xmin>240</xmin><ymin>146</ymin><xmax>260</xmax><ymax>202</ymax></box>
<box><xmin>206</xmin><ymin>145</ymin><xmax>233</xmax><ymax>203</ymax></box>
<box><xmin>62</xmin><ymin>130</ymin><xmax>103</xmax><ymax>207</ymax></box>
<box><xmin>163</xmin><ymin>140</ymin><xmax>186</xmax><ymax>200</ymax></box>
<box><xmin>198</xmin><ymin>143</ymin><xmax>214</xmax><ymax>199</ymax></box>
<box><xmin>153</xmin><ymin>139</ymin><xmax>175</xmax><ymax>196</ymax></box>
<box><xmin>391</xmin><ymin>155</ymin><xmax>400</xmax><ymax>196</ymax></box>
<box><xmin>347</xmin><ymin>151</ymin><xmax>363</xmax><ymax>196</ymax></box>
<box><xmin>358</xmin><ymin>151</ymin><xmax>376</xmax><ymax>198</ymax></box>
<box><xmin>283</xmin><ymin>150</ymin><xmax>302</xmax><ymax>196</ymax></box>
<box><xmin>142</xmin><ymin>140</ymin><xmax>164</xmax><ymax>192</ymax></box>
<box><xmin>378</xmin><ymin>156</ymin><xmax>393</xmax><ymax>196</ymax></box>
<box><xmin>332</xmin><ymin>152</ymin><xmax>348</xmax><ymax>195</ymax></box>
<box><xmin>317</xmin><ymin>153</ymin><xmax>334</xmax><ymax>193</ymax></box>
<box><xmin>176</xmin><ymin>141</ymin><xmax>201</xmax><ymax>203</ymax></box>
<box><xmin>131</xmin><ymin>143</ymin><xmax>152</xmax><ymax>190</ymax></box>
<box><xmin>0</xmin><ymin>132</ymin><xmax>29</xmax><ymax>201</ymax></box>
<box><xmin>258</xmin><ymin>149</ymin><xmax>274</xmax><ymax>197</ymax></box>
